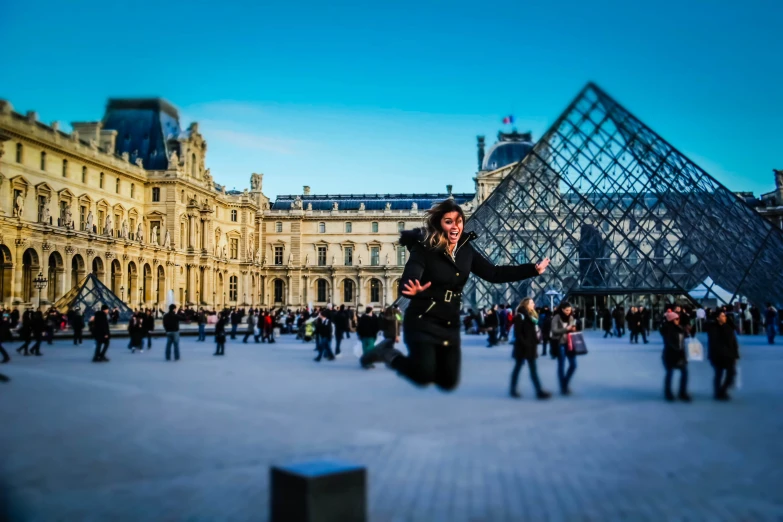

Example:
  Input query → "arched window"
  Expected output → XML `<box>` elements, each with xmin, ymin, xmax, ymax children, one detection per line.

<box><xmin>370</xmin><ymin>279</ymin><xmax>381</xmax><ymax>303</ymax></box>
<box><xmin>62</xmin><ymin>159</ymin><xmax>68</xmax><ymax>177</ymax></box>
<box><xmin>229</xmin><ymin>275</ymin><xmax>238</xmax><ymax>301</ymax></box>
<box><xmin>99</xmin><ymin>172</ymin><xmax>104</xmax><ymax>189</ymax></box>
<box><xmin>81</xmin><ymin>166</ymin><xmax>87</xmax><ymax>183</ymax></box>
<box><xmin>318</xmin><ymin>222</ymin><xmax>326</xmax><ymax>233</ymax></box>
<box><xmin>343</xmin><ymin>279</ymin><xmax>354</xmax><ymax>303</ymax></box>
<box><xmin>274</xmin><ymin>279</ymin><xmax>284</xmax><ymax>303</ymax></box>
<box><xmin>317</xmin><ymin>279</ymin><xmax>327</xmax><ymax>302</ymax></box>
<box><xmin>15</xmin><ymin>143</ymin><xmax>23</xmax><ymax>163</ymax></box>
<box><xmin>40</xmin><ymin>151</ymin><xmax>47</xmax><ymax>171</ymax></box>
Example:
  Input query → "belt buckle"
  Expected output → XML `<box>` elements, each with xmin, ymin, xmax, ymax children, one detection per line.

<box><xmin>444</xmin><ymin>290</ymin><xmax>452</xmax><ymax>303</ymax></box>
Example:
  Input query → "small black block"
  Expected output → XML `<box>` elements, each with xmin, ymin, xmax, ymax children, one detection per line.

<box><xmin>270</xmin><ymin>460</ymin><xmax>366</xmax><ymax>522</ymax></box>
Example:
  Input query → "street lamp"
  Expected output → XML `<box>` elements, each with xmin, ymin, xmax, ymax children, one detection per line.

<box><xmin>212</xmin><ymin>291</ymin><xmax>216</xmax><ymax>308</ymax></box>
<box><xmin>120</xmin><ymin>285</ymin><xmax>125</xmax><ymax>302</ymax></box>
<box><xmin>33</xmin><ymin>272</ymin><xmax>48</xmax><ymax>310</ymax></box>
<box><xmin>223</xmin><ymin>291</ymin><xmax>226</xmax><ymax>308</ymax></box>
<box><xmin>138</xmin><ymin>288</ymin><xmax>143</xmax><ymax>307</ymax></box>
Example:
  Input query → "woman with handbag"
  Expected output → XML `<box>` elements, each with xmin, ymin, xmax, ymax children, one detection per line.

<box><xmin>372</xmin><ymin>199</ymin><xmax>549</xmax><ymax>391</ymax></box>
<box><xmin>659</xmin><ymin>310</ymin><xmax>691</xmax><ymax>402</ymax></box>
<box><xmin>550</xmin><ymin>302</ymin><xmax>578</xmax><ymax>395</ymax></box>
<box><xmin>509</xmin><ymin>298</ymin><xmax>552</xmax><ymax>399</ymax></box>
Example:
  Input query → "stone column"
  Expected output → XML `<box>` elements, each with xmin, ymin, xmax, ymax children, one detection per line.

<box><xmin>12</xmin><ymin>238</ymin><xmax>26</xmax><ymax>303</ymax></box>
<box><xmin>63</xmin><ymin>246</ymin><xmax>74</xmax><ymax>295</ymax></box>
<box><xmin>188</xmin><ymin>214</ymin><xmax>195</xmax><ymax>249</ymax></box>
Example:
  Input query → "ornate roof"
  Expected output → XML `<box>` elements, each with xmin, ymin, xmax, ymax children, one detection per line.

<box><xmin>271</xmin><ymin>193</ymin><xmax>475</xmax><ymax>211</ymax></box>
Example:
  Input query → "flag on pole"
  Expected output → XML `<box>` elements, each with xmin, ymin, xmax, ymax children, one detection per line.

<box><xmin>502</xmin><ymin>115</ymin><xmax>515</xmax><ymax>125</ymax></box>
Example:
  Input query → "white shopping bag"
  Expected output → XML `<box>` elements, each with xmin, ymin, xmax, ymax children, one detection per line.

<box><xmin>685</xmin><ymin>338</ymin><xmax>704</xmax><ymax>361</ymax></box>
<box><xmin>352</xmin><ymin>341</ymin><xmax>363</xmax><ymax>358</ymax></box>
<box><xmin>733</xmin><ymin>365</ymin><xmax>742</xmax><ymax>390</ymax></box>
<box><xmin>273</xmin><ymin>327</ymin><xmax>280</xmax><ymax>337</ymax></box>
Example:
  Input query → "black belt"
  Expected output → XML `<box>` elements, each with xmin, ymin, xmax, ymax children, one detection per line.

<box><xmin>439</xmin><ymin>290</ymin><xmax>462</xmax><ymax>303</ymax></box>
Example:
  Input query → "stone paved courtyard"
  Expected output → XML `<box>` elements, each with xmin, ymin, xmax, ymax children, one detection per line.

<box><xmin>1</xmin><ymin>330</ymin><xmax>782</xmax><ymax>522</ymax></box>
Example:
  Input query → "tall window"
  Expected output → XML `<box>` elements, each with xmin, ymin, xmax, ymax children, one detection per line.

<box><xmin>99</xmin><ymin>172</ymin><xmax>104</xmax><ymax>189</ymax></box>
<box><xmin>317</xmin><ymin>245</ymin><xmax>327</xmax><ymax>266</ymax></box>
<box><xmin>231</xmin><ymin>210</ymin><xmax>237</xmax><ymax>222</ymax></box>
<box><xmin>80</xmin><ymin>205</ymin><xmax>86</xmax><ymax>231</ymax></box>
<box><xmin>16</xmin><ymin>143</ymin><xmax>23</xmax><ymax>163</ymax></box>
<box><xmin>230</xmin><ymin>238</ymin><xmax>239</xmax><ymax>259</ymax></box>
<box><xmin>318</xmin><ymin>222</ymin><xmax>326</xmax><ymax>233</ymax></box>
<box><xmin>317</xmin><ymin>279</ymin><xmax>327</xmax><ymax>302</ymax></box>
<box><xmin>370</xmin><ymin>246</ymin><xmax>380</xmax><ymax>266</ymax></box>
<box><xmin>274</xmin><ymin>279</ymin><xmax>284</xmax><ymax>302</ymax></box>
<box><xmin>344</xmin><ymin>246</ymin><xmax>353</xmax><ymax>266</ymax></box>
<box><xmin>114</xmin><ymin>213</ymin><xmax>121</xmax><ymax>235</ymax></box>
<box><xmin>274</xmin><ymin>246</ymin><xmax>284</xmax><ymax>265</ymax></box>
<box><xmin>275</xmin><ymin>221</ymin><xmax>282</xmax><ymax>233</ymax></box>
<box><xmin>152</xmin><ymin>187</ymin><xmax>160</xmax><ymax>202</ymax></box>
<box><xmin>343</xmin><ymin>279</ymin><xmax>354</xmax><ymax>303</ymax></box>
<box><xmin>370</xmin><ymin>279</ymin><xmax>381</xmax><ymax>302</ymax></box>
<box><xmin>371</xmin><ymin>222</ymin><xmax>379</xmax><ymax>233</ymax></box>
<box><xmin>345</xmin><ymin>222</ymin><xmax>352</xmax><ymax>233</ymax></box>
<box><xmin>40</xmin><ymin>151</ymin><xmax>46</xmax><ymax>171</ymax></box>
<box><xmin>62</xmin><ymin>159</ymin><xmax>68</xmax><ymax>177</ymax></box>
<box><xmin>60</xmin><ymin>201</ymin><xmax>68</xmax><ymax>222</ymax></box>
<box><xmin>38</xmin><ymin>196</ymin><xmax>47</xmax><ymax>223</ymax></box>
<box><xmin>130</xmin><ymin>184</ymin><xmax>135</xmax><ymax>198</ymax></box>
<box><xmin>115</xmin><ymin>178</ymin><xmax>120</xmax><ymax>194</ymax></box>
<box><xmin>81</xmin><ymin>166</ymin><xmax>87</xmax><ymax>183</ymax></box>
<box><xmin>397</xmin><ymin>221</ymin><xmax>404</xmax><ymax>232</ymax></box>
<box><xmin>129</xmin><ymin>218</ymin><xmax>136</xmax><ymax>239</ymax></box>
<box><xmin>229</xmin><ymin>275</ymin><xmax>238</xmax><ymax>301</ymax></box>
<box><xmin>397</xmin><ymin>246</ymin><xmax>406</xmax><ymax>266</ymax></box>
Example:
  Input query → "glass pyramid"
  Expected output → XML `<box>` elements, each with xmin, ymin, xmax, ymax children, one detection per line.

<box><xmin>54</xmin><ymin>273</ymin><xmax>134</xmax><ymax>322</ymax></box>
<box><xmin>463</xmin><ymin>83</ymin><xmax>783</xmax><ymax>310</ymax></box>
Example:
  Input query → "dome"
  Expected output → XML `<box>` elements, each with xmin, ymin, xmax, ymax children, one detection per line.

<box><xmin>482</xmin><ymin>140</ymin><xmax>533</xmax><ymax>171</ymax></box>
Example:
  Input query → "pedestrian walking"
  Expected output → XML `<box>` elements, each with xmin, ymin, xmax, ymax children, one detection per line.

<box><xmin>143</xmin><ymin>310</ymin><xmax>155</xmax><ymax>348</ymax></box>
<box><xmin>359</xmin><ymin>306</ymin><xmax>401</xmax><ymax>368</ymax></box>
<box><xmin>369</xmin><ymin>199</ymin><xmax>547</xmax><ymax>391</ymax></box>
<box><xmin>16</xmin><ymin>309</ymin><xmax>33</xmax><ymax>356</ymax></box>
<box><xmin>163</xmin><ymin>304</ymin><xmax>181</xmax><ymax>361</ymax></box>
<box><xmin>214</xmin><ymin>313</ymin><xmax>227</xmax><ymax>356</ymax></box>
<box><xmin>551</xmin><ymin>302</ymin><xmax>578</xmax><ymax>395</ymax></box>
<box><xmin>68</xmin><ymin>306</ymin><xmax>84</xmax><ymax>345</ymax></box>
<box><xmin>243</xmin><ymin>311</ymin><xmax>256</xmax><ymax>343</ymax></box>
<box><xmin>29</xmin><ymin>310</ymin><xmax>45</xmax><ymax>356</ymax></box>
<box><xmin>357</xmin><ymin>307</ymin><xmax>380</xmax><ymax>367</ymax></box>
<box><xmin>509</xmin><ymin>298</ymin><xmax>551</xmax><ymax>400</ymax></box>
<box><xmin>660</xmin><ymin>310</ymin><xmax>691</xmax><ymax>402</ymax></box>
<box><xmin>128</xmin><ymin>313</ymin><xmax>146</xmax><ymax>353</ymax></box>
<box><xmin>92</xmin><ymin>305</ymin><xmax>111</xmax><ymax>362</ymax></box>
<box><xmin>0</xmin><ymin>312</ymin><xmax>13</xmax><ymax>363</ymax></box>
<box><xmin>334</xmin><ymin>305</ymin><xmax>349</xmax><ymax>356</ymax></box>
<box><xmin>313</xmin><ymin>309</ymin><xmax>335</xmax><ymax>362</ymax></box>
<box><xmin>707</xmin><ymin>310</ymin><xmax>740</xmax><ymax>401</ymax></box>
<box><xmin>764</xmin><ymin>303</ymin><xmax>777</xmax><ymax>344</ymax></box>
<box><xmin>602</xmin><ymin>308</ymin><xmax>613</xmax><ymax>338</ymax></box>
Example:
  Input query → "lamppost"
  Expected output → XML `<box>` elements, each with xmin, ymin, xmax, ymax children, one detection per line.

<box><xmin>120</xmin><ymin>285</ymin><xmax>125</xmax><ymax>303</ymax></box>
<box><xmin>223</xmin><ymin>291</ymin><xmax>226</xmax><ymax>308</ymax></box>
<box><xmin>33</xmin><ymin>272</ymin><xmax>48</xmax><ymax>310</ymax></box>
<box><xmin>212</xmin><ymin>291</ymin><xmax>216</xmax><ymax>309</ymax></box>
<box><xmin>196</xmin><ymin>291</ymin><xmax>200</xmax><ymax>305</ymax></box>
<box><xmin>138</xmin><ymin>288</ymin><xmax>143</xmax><ymax>308</ymax></box>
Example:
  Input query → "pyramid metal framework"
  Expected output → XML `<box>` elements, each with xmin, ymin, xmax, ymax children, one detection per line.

<box><xmin>463</xmin><ymin>83</ymin><xmax>783</xmax><ymax>310</ymax></box>
<box><xmin>54</xmin><ymin>273</ymin><xmax>134</xmax><ymax>322</ymax></box>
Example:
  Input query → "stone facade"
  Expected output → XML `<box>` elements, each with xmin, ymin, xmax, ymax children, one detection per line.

<box><xmin>0</xmin><ymin>98</ymin><xmax>476</xmax><ymax>310</ymax></box>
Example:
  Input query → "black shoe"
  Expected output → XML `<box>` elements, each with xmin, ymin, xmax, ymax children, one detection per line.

<box><xmin>34</xmin><ymin>352</ymin><xmax>43</xmax><ymax>356</ymax></box>
<box><xmin>560</xmin><ymin>388</ymin><xmax>572</xmax><ymax>396</ymax></box>
<box><xmin>0</xmin><ymin>374</ymin><xmax>9</xmax><ymax>382</ymax></box>
<box><xmin>537</xmin><ymin>391</ymin><xmax>552</xmax><ymax>400</ymax></box>
<box><xmin>510</xmin><ymin>390</ymin><xmax>522</xmax><ymax>399</ymax></box>
<box><xmin>314</xmin><ymin>357</ymin><xmax>321</xmax><ymax>362</ymax></box>
<box><xmin>101</xmin><ymin>357</ymin><xmax>110</xmax><ymax>362</ymax></box>
<box><xmin>664</xmin><ymin>393</ymin><xmax>675</xmax><ymax>402</ymax></box>
<box><xmin>1</xmin><ymin>358</ymin><xmax>10</xmax><ymax>364</ymax></box>
<box><xmin>379</xmin><ymin>347</ymin><xmax>403</xmax><ymax>367</ymax></box>
<box><xmin>678</xmin><ymin>393</ymin><xmax>692</xmax><ymax>403</ymax></box>
<box><xmin>326</xmin><ymin>356</ymin><xmax>335</xmax><ymax>361</ymax></box>
<box><xmin>213</xmin><ymin>353</ymin><xmax>220</xmax><ymax>356</ymax></box>
<box><xmin>715</xmin><ymin>393</ymin><xmax>731</xmax><ymax>402</ymax></box>
<box><xmin>335</xmin><ymin>349</ymin><xmax>341</xmax><ymax>355</ymax></box>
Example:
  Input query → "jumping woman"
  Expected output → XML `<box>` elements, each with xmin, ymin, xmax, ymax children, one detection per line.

<box><xmin>375</xmin><ymin>199</ymin><xmax>549</xmax><ymax>391</ymax></box>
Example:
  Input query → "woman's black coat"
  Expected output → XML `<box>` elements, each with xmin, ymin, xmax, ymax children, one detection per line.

<box><xmin>706</xmin><ymin>320</ymin><xmax>740</xmax><ymax>366</ymax></box>
<box><xmin>659</xmin><ymin>321</ymin><xmax>686</xmax><ymax>367</ymax></box>
<box><xmin>399</xmin><ymin>229</ymin><xmax>539</xmax><ymax>345</ymax></box>
<box><xmin>512</xmin><ymin>312</ymin><xmax>538</xmax><ymax>360</ymax></box>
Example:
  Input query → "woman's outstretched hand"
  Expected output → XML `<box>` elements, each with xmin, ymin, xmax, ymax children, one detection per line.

<box><xmin>401</xmin><ymin>279</ymin><xmax>432</xmax><ymax>297</ymax></box>
<box><xmin>535</xmin><ymin>258</ymin><xmax>550</xmax><ymax>274</ymax></box>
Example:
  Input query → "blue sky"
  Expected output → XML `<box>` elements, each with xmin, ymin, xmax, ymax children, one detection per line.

<box><xmin>1</xmin><ymin>0</ymin><xmax>781</xmax><ymax>198</ymax></box>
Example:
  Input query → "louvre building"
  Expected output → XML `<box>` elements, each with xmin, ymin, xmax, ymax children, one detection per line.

<box><xmin>464</xmin><ymin>83</ymin><xmax>783</xmax><ymax>314</ymax></box>
<box><xmin>0</xmin><ymin>84</ymin><xmax>781</xmax><ymax>315</ymax></box>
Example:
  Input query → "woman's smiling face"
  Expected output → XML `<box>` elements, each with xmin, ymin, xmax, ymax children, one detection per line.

<box><xmin>441</xmin><ymin>211</ymin><xmax>464</xmax><ymax>246</ymax></box>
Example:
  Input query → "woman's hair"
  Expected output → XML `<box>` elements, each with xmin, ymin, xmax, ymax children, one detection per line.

<box><xmin>423</xmin><ymin>199</ymin><xmax>466</xmax><ymax>250</ymax></box>
<box><xmin>517</xmin><ymin>297</ymin><xmax>538</xmax><ymax>320</ymax></box>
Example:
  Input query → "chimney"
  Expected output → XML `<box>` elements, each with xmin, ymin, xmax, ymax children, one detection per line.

<box><xmin>303</xmin><ymin>185</ymin><xmax>311</xmax><ymax>196</ymax></box>
<box><xmin>100</xmin><ymin>129</ymin><xmax>118</xmax><ymax>153</ymax></box>
<box><xmin>447</xmin><ymin>184</ymin><xmax>453</xmax><ymax>198</ymax></box>
<box><xmin>775</xmin><ymin>169</ymin><xmax>783</xmax><ymax>205</ymax></box>
<box><xmin>71</xmin><ymin>121</ymin><xmax>102</xmax><ymax>143</ymax></box>
<box><xmin>477</xmin><ymin>136</ymin><xmax>485</xmax><ymax>171</ymax></box>
<box><xmin>26</xmin><ymin>111</ymin><xmax>38</xmax><ymax>123</ymax></box>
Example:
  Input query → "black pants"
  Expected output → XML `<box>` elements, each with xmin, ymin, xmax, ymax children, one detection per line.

<box><xmin>0</xmin><ymin>343</ymin><xmax>9</xmax><ymax>361</ymax></box>
<box><xmin>147</xmin><ymin>333</ymin><xmax>153</xmax><ymax>348</ymax></box>
<box><xmin>94</xmin><ymin>339</ymin><xmax>110</xmax><ymax>360</ymax></box>
<box><xmin>243</xmin><ymin>331</ymin><xmax>254</xmax><ymax>342</ymax></box>
<box><xmin>713</xmin><ymin>363</ymin><xmax>736</xmax><ymax>397</ymax></box>
<box><xmin>73</xmin><ymin>328</ymin><xmax>83</xmax><ymax>345</ymax></box>
<box><xmin>215</xmin><ymin>341</ymin><xmax>225</xmax><ymax>355</ymax></box>
<box><xmin>30</xmin><ymin>336</ymin><xmax>42</xmax><ymax>355</ymax></box>
<box><xmin>391</xmin><ymin>340</ymin><xmax>461</xmax><ymax>391</ymax></box>
<box><xmin>17</xmin><ymin>335</ymin><xmax>31</xmax><ymax>354</ymax></box>
<box><xmin>510</xmin><ymin>357</ymin><xmax>542</xmax><ymax>394</ymax></box>
<box><xmin>487</xmin><ymin>329</ymin><xmax>498</xmax><ymax>346</ymax></box>
<box><xmin>335</xmin><ymin>330</ymin><xmax>345</xmax><ymax>354</ymax></box>
<box><xmin>664</xmin><ymin>364</ymin><xmax>688</xmax><ymax>397</ymax></box>
<box><xmin>630</xmin><ymin>329</ymin><xmax>647</xmax><ymax>343</ymax></box>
